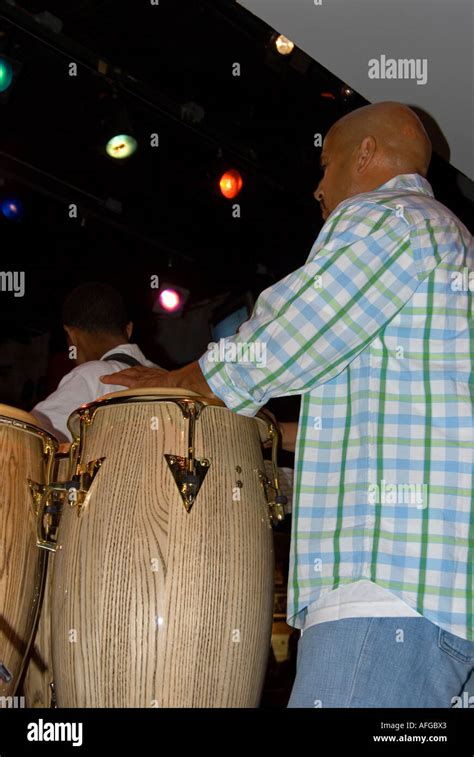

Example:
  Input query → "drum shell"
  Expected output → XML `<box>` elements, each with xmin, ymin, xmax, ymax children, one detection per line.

<box><xmin>52</xmin><ymin>395</ymin><xmax>275</xmax><ymax>707</ymax></box>
<box><xmin>0</xmin><ymin>408</ymin><xmax>56</xmax><ymax>698</ymax></box>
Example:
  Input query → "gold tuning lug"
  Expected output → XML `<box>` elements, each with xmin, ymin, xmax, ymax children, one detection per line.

<box><xmin>27</xmin><ymin>479</ymin><xmax>62</xmax><ymax>552</ymax></box>
<box><xmin>71</xmin><ymin>457</ymin><xmax>105</xmax><ymax>516</ymax></box>
<box><xmin>256</xmin><ymin>420</ymin><xmax>289</xmax><ymax>526</ymax></box>
<box><xmin>27</xmin><ymin>457</ymin><xmax>105</xmax><ymax>552</ymax></box>
<box><xmin>257</xmin><ymin>470</ymin><xmax>287</xmax><ymax>525</ymax></box>
<box><xmin>164</xmin><ymin>401</ymin><xmax>210</xmax><ymax>513</ymax></box>
<box><xmin>28</xmin><ymin>480</ymin><xmax>46</xmax><ymax>518</ymax></box>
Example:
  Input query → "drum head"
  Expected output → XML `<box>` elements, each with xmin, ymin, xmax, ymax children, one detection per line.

<box><xmin>97</xmin><ymin>387</ymin><xmax>201</xmax><ymax>401</ymax></box>
<box><xmin>67</xmin><ymin>387</ymin><xmax>219</xmax><ymax>439</ymax></box>
<box><xmin>0</xmin><ymin>403</ymin><xmax>55</xmax><ymax>436</ymax></box>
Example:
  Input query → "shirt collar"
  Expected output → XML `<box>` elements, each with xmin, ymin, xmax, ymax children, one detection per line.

<box><xmin>376</xmin><ymin>172</ymin><xmax>434</xmax><ymax>197</ymax></box>
<box><xmin>100</xmin><ymin>344</ymin><xmax>134</xmax><ymax>360</ymax></box>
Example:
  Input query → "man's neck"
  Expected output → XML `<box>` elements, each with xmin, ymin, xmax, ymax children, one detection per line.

<box><xmin>86</xmin><ymin>336</ymin><xmax>128</xmax><ymax>362</ymax></box>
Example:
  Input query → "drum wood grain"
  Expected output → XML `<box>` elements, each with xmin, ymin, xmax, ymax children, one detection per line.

<box><xmin>0</xmin><ymin>416</ymin><xmax>53</xmax><ymax>697</ymax></box>
<box><xmin>52</xmin><ymin>399</ymin><xmax>274</xmax><ymax>707</ymax></box>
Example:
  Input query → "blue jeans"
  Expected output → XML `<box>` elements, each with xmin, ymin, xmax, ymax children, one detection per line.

<box><xmin>288</xmin><ymin>617</ymin><xmax>474</xmax><ymax>708</ymax></box>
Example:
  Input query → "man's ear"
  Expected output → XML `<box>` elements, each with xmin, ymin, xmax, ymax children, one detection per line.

<box><xmin>125</xmin><ymin>321</ymin><xmax>133</xmax><ymax>340</ymax></box>
<box><xmin>64</xmin><ymin>325</ymin><xmax>74</xmax><ymax>345</ymax></box>
<box><xmin>356</xmin><ymin>135</ymin><xmax>376</xmax><ymax>173</ymax></box>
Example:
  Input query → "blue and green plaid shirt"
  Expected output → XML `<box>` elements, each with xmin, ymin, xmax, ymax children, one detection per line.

<box><xmin>200</xmin><ymin>174</ymin><xmax>474</xmax><ymax>641</ymax></box>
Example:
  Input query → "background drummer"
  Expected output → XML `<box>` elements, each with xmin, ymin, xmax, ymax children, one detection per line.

<box><xmin>101</xmin><ymin>101</ymin><xmax>474</xmax><ymax>709</ymax></box>
<box><xmin>31</xmin><ymin>281</ymin><xmax>155</xmax><ymax>442</ymax></box>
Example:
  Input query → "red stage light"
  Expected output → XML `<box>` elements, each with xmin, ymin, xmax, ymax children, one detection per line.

<box><xmin>159</xmin><ymin>288</ymin><xmax>181</xmax><ymax>312</ymax></box>
<box><xmin>219</xmin><ymin>169</ymin><xmax>243</xmax><ymax>199</ymax></box>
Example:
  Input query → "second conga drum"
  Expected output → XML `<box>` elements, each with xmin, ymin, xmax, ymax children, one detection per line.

<box><xmin>23</xmin><ymin>452</ymin><xmax>71</xmax><ymax>707</ymax></box>
<box><xmin>0</xmin><ymin>405</ymin><xmax>57</xmax><ymax>699</ymax></box>
<box><xmin>51</xmin><ymin>388</ymin><xmax>275</xmax><ymax>707</ymax></box>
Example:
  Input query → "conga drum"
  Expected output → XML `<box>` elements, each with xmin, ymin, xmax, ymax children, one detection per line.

<box><xmin>51</xmin><ymin>388</ymin><xmax>275</xmax><ymax>707</ymax></box>
<box><xmin>23</xmin><ymin>452</ymin><xmax>71</xmax><ymax>707</ymax></box>
<box><xmin>0</xmin><ymin>405</ymin><xmax>57</xmax><ymax>699</ymax></box>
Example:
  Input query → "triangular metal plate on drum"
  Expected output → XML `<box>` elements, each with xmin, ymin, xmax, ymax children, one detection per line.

<box><xmin>164</xmin><ymin>454</ymin><xmax>210</xmax><ymax>513</ymax></box>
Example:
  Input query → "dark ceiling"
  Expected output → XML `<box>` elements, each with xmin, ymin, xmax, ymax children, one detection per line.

<box><xmin>0</xmin><ymin>0</ymin><xmax>472</xmax><ymax>344</ymax></box>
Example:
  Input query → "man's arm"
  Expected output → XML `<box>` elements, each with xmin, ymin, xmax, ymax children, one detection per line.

<box><xmin>193</xmin><ymin>213</ymin><xmax>420</xmax><ymax>417</ymax></box>
<box><xmin>103</xmin><ymin>205</ymin><xmax>421</xmax><ymax>416</ymax></box>
<box><xmin>279</xmin><ymin>421</ymin><xmax>298</xmax><ymax>452</ymax></box>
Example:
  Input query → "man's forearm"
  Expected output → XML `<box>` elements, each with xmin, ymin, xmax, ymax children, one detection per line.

<box><xmin>168</xmin><ymin>360</ymin><xmax>217</xmax><ymax>399</ymax></box>
<box><xmin>279</xmin><ymin>421</ymin><xmax>298</xmax><ymax>452</ymax></box>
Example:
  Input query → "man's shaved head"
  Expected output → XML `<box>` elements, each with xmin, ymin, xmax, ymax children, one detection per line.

<box><xmin>315</xmin><ymin>101</ymin><xmax>432</xmax><ymax>220</ymax></box>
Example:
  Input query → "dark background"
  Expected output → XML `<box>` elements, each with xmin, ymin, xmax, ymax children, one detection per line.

<box><xmin>0</xmin><ymin>0</ymin><xmax>472</xmax><ymax>410</ymax></box>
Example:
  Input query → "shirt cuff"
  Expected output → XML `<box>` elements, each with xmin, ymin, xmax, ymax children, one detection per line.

<box><xmin>199</xmin><ymin>350</ymin><xmax>262</xmax><ymax>416</ymax></box>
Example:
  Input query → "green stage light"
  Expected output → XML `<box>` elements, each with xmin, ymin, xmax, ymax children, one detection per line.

<box><xmin>105</xmin><ymin>133</ymin><xmax>137</xmax><ymax>160</ymax></box>
<box><xmin>0</xmin><ymin>59</ymin><xmax>14</xmax><ymax>93</ymax></box>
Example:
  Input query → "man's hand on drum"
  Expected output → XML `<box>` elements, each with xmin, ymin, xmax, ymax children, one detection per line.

<box><xmin>100</xmin><ymin>365</ymin><xmax>170</xmax><ymax>389</ymax></box>
<box><xmin>100</xmin><ymin>360</ymin><xmax>217</xmax><ymax>399</ymax></box>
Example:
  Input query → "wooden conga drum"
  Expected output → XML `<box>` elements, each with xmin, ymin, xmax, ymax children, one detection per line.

<box><xmin>23</xmin><ymin>452</ymin><xmax>71</xmax><ymax>707</ymax></box>
<box><xmin>0</xmin><ymin>405</ymin><xmax>57</xmax><ymax>699</ymax></box>
<box><xmin>51</xmin><ymin>388</ymin><xmax>275</xmax><ymax>707</ymax></box>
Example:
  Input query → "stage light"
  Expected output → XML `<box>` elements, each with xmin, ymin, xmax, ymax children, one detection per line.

<box><xmin>0</xmin><ymin>58</ymin><xmax>13</xmax><ymax>93</ymax></box>
<box><xmin>100</xmin><ymin>93</ymin><xmax>138</xmax><ymax>160</ymax></box>
<box><xmin>159</xmin><ymin>288</ymin><xmax>181</xmax><ymax>312</ymax></box>
<box><xmin>105</xmin><ymin>133</ymin><xmax>138</xmax><ymax>160</ymax></box>
<box><xmin>1</xmin><ymin>197</ymin><xmax>24</xmax><ymax>221</ymax></box>
<box><xmin>153</xmin><ymin>284</ymin><xmax>190</xmax><ymax>317</ymax></box>
<box><xmin>341</xmin><ymin>85</ymin><xmax>354</xmax><ymax>100</ymax></box>
<box><xmin>0</xmin><ymin>52</ymin><xmax>22</xmax><ymax>103</ymax></box>
<box><xmin>219</xmin><ymin>169</ymin><xmax>243</xmax><ymax>200</ymax></box>
<box><xmin>274</xmin><ymin>35</ymin><xmax>294</xmax><ymax>56</ymax></box>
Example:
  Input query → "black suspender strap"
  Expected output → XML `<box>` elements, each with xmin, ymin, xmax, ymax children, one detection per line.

<box><xmin>103</xmin><ymin>352</ymin><xmax>141</xmax><ymax>367</ymax></box>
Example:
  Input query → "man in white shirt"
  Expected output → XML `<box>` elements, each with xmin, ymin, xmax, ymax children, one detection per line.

<box><xmin>32</xmin><ymin>282</ymin><xmax>156</xmax><ymax>441</ymax></box>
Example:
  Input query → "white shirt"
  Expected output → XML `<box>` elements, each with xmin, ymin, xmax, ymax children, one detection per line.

<box><xmin>303</xmin><ymin>580</ymin><xmax>421</xmax><ymax>632</ymax></box>
<box><xmin>32</xmin><ymin>343</ymin><xmax>155</xmax><ymax>441</ymax></box>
